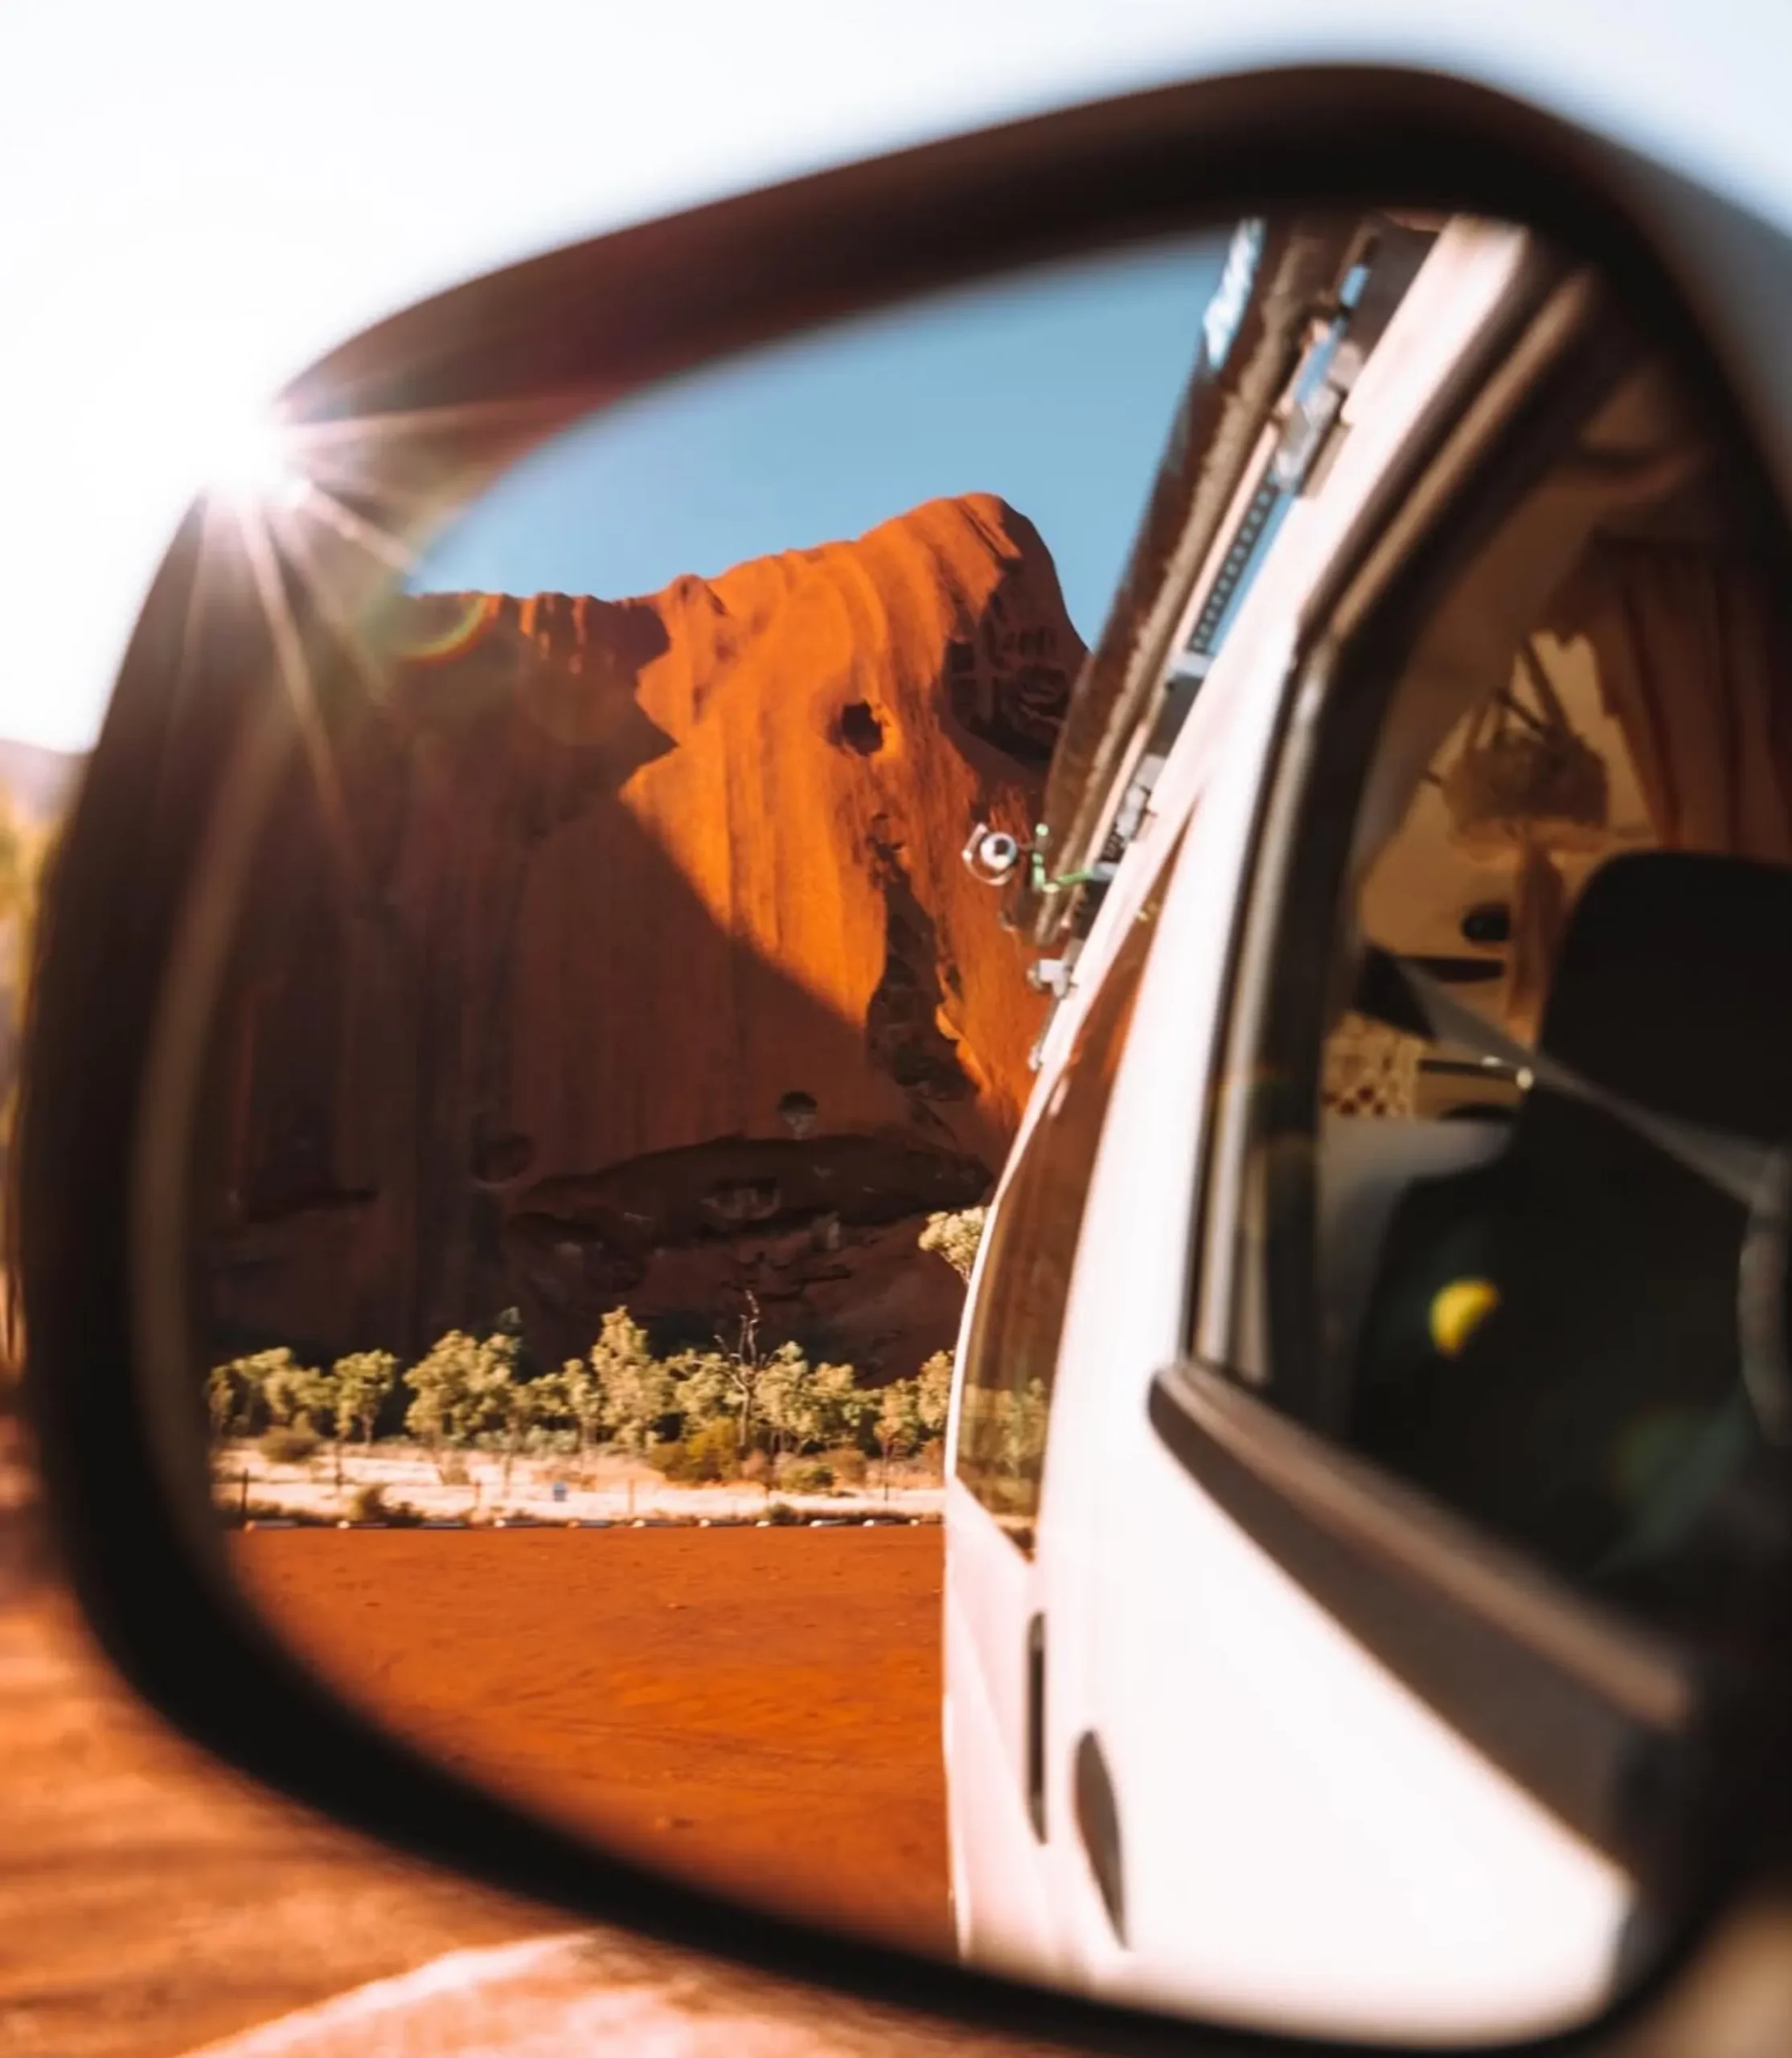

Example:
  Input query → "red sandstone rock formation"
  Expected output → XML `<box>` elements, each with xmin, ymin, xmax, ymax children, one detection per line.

<box><xmin>209</xmin><ymin>494</ymin><xmax>1081</xmax><ymax>1375</ymax></box>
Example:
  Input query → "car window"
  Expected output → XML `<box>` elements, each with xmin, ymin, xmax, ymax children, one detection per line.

<box><xmin>955</xmin><ymin>847</ymin><xmax>1179</xmax><ymax>1551</ymax></box>
<box><xmin>1222</xmin><ymin>336</ymin><xmax>1792</xmax><ymax>1646</ymax></box>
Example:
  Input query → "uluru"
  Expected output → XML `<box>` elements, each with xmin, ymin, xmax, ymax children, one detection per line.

<box><xmin>205</xmin><ymin>494</ymin><xmax>1082</xmax><ymax>1377</ymax></box>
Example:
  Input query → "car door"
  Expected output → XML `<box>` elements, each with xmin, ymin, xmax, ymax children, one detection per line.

<box><xmin>946</xmin><ymin>213</ymin><xmax>1574</xmax><ymax>2013</ymax></box>
<box><xmin>1029</xmin><ymin>237</ymin><xmax>1759</xmax><ymax>2043</ymax></box>
<box><xmin>944</xmin><ymin>829</ymin><xmax>1187</xmax><ymax>1980</ymax></box>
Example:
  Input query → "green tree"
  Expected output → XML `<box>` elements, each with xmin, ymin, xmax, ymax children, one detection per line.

<box><xmin>406</xmin><ymin>1322</ymin><xmax>542</xmax><ymax>1482</ymax></box>
<box><xmin>757</xmin><ymin>1342</ymin><xmax>818</xmax><ymax>1456</ymax></box>
<box><xmin>919</xmin><ymin>1207</ymin><xmax>986</xmax><ymax>1283</ymax></box>
<box><xmin>212</xmin><ymin>1347</ymin><xmax>320</xmax><ymax>1434</ymax></box>
<box><xmin>587</xmin><ymin>1308</ymin><xmax>673</xmax><ymax>1453</ymax></box>
<box><xmin>260</xmin><ymin>1353</ymin><xmax>332</xmax><ymax>1433</ymax></box>
<box><xmin>668</xmin><ymin>1348</ymin><xmax>733</xmax><ymax>1437</ymax></box>
<box><xmin>559</xmin><ymin>1356</ymin><xmax>606</xmax><ymax>1460</ymax></box>
<box><xmin>404</xmin><ymin>1330</ymin><xmax>486</xmax><ymax>1474</ymax></box>
<box><xmin>874</xmin><ymin>1377</ymin><xmax>922</xmax><ymax>1495</ymax></box>
<box><xmin>527</xmin><ymin>1366</ymin><xmax>571</xmax><ymax>1430</ymax></box>
<box><xmin>810</xmin><ymin>1359</ymin><xmax>875</xmax><ymax>1450</ymax></box>
<box><xmin>916</xmin><ymin>1350</ymin><xmax>953</xmax><ymax>1438</ymax></box>
<box><xmin>331</xmin><ymin>1349</ymin><xmax>400</xmax><ymax>1447</ymax></box>
<box><xmin>495</xmin><ymin>1364</ymin><xmax>566</xmax><ymax>1495</ymax></box>
<box><xmin>477</xmin><ymin>1324</ymin><xmax>523</xmax><ymax>1450</ymax></box>
<box><xmin>666</xmin><ymin>1308</ymin><xmax>875</xmax><ymax>1462</ymax></box>
<box><xmin>711</xmin><ymin>1295</ymin><xmax>777</xmax><ymax>1454</ymax></box>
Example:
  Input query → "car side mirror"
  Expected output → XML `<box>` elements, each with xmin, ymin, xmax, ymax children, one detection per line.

<box><xmin>20</xmin><ymin>62</ymin><xmax>1792</xmax><ymax>2058</ymax></box>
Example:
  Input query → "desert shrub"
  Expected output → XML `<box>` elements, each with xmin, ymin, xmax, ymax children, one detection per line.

<box><xmin>652</xmin><ymin>1419</ymin><xmax>740</xmax><ymax>1482</ymax></box>
<box><xmin>687</xmin><ymin>1418</ymin><xmax>741</xmax><ymax>1480</ymax></box>
<box><xmin>764</xmin><ymin>1499</ymin><xmax>800</xmax><ymax>1526</ymax></box>
<box><xmin>438</xmin><ymin>1451</ymin><xmax>470</xmax><ymax>1485</ymax></box>
<box><xmin>781</xmin><ymin>1458</ymin><xmax>833</xmax><ymax>1494</ymax></box>
<box><xmin>259</xmin><ymin>1425</ymin><xmax>319</xmax><ymax>1465</ymax></box>
<box><xmin>823</xmin><ymin>1445</ymin><xmax>867</xmax><ymax>1489</ymax></box>
<box><xmin>347</xmin><ymin>1482</ymin><xmax>426</xmax><ymax>1526</ymax></box>
<box><xmin>740</xmin><ymin>1447</ymin><xmax>771</xmax><ymax>1486</ymax></box>
<box><xmin>918</xmin><ymin>1207</ymin><xmax>986</xmax><ymax>1281</ymax></box>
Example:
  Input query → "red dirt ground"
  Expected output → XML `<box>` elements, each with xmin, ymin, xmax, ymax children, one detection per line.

<box><xmin>234</xmin><ymin>1527</ymin><xmax>951</xmax><ymax>1956</ymax></box>
<box><xmin>0</xmin><ymin>1588</ymin><xmax>547</xmax><ymax>2058</ymax></box>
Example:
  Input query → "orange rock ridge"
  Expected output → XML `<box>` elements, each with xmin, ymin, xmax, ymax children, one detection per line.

<box><xmin>210</xmin><ymin>494</ymin><xmax>1083</xmax><ymax>1375</ymax></box>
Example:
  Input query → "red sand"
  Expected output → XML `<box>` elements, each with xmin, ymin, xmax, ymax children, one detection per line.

<box><xmin>235</xmin><ymin>1527</ymin><xmax>951</xmax><ymax>1954</ymax></box>
<box><xmin>0</xmin><ymin>1587</ymin><xmax>543</xmax><ymax>2058</ymax></box>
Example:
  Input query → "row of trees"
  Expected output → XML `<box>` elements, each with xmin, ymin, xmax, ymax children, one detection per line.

<box><xmin>209</xmin><ymin>1207</ymin><xmax>987</xmax><ymax>1488</ymax></box>
<box><xmin>210</xmin><ymin>1303</ymin><xmax>953</xmax><ymax>1488</ymax></box>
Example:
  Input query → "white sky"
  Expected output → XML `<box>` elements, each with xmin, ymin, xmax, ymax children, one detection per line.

<box><xmin>6</xmin><ymin>0</ymin><xmax>1792</xmax><ymax>752</ymax></box>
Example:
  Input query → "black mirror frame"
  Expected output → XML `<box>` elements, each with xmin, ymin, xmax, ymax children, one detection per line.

<box><xmin>20</xmin><ymin>59</ymin><xmax>1792</xmax><ymax>2058</ymax></box>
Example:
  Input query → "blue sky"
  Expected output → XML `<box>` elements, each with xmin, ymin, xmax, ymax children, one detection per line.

<box><xmin>12</xmin><ymin>2</ymin><xmax>1792</xmax><ymax>752</ymax></box>
<box><xmin>412</xmin><ymin>237</ymin><xmax>1225</xmax><ymax>645</ymax></box>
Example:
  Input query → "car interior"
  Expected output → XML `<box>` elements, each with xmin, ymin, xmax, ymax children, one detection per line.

<box><xmin>1312</xmin><ymin>347</ymin><xmax>1792</xmax><ymax>1639</ymax></box>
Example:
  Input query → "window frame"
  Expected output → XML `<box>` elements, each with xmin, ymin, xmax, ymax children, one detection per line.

<box><xmin>1190</xmin><ymin>268</ymin><xmax>1644</xmax><ymax>1400</ymax></box>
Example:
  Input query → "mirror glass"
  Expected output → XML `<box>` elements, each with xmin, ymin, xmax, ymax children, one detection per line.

<box><xmin>203</xmin><ymin>233</ymin><xmax>1227</xmax><ymax>1961</ymax></box>
<box><xmin>177</xmin><ymin>209</ymin><xmax>1792</xmax><ymax>2045</ymax></box>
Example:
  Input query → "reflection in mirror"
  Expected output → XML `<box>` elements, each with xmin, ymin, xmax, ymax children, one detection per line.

<box><xmin>199</xmin><ymin>232</ymin><xmax>1226</xmax><ymax>1959</ymax></box>
<box><xmin>182</xmin><ymin>207</ymin><xmax>1792</xmax><ymax>2044</ymax></box>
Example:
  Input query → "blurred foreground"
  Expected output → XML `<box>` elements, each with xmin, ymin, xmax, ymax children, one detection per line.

<box><xmin>0</xmin><ymin>1426</ymin><xmax>1046</xmax><ymax>2057</ymax></box>
<box><xmin>0</xmin><ymin>1440</ymin><xmax>541</xmax><ymax>2058</ymax></box>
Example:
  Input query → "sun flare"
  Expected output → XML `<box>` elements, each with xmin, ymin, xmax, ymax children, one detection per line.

<box><xmin>208</xmin><ymin>410</ymin><xmax>310</xmax><ymax>512</ymax></box>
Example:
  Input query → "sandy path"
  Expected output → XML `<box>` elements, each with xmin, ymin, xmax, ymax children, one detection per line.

<box><xmin>234</xmin><ymin>1527</ymin><xmax>951</xmax><ymax>1954</ymax></box>
<box><xmin>0</xmin><ymin>1584</ymin><xmax>550</xmax><ymax>2058</ymax></box>
<box><xmin>2</xmin><ymin>1504</ymin><xmax>1021</xmax><ymax>2056</ymax></box>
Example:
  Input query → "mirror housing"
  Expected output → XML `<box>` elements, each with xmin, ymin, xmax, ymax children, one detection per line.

<box><xmin>22</xmin><ymin>61</ymin><xmax>1792</xmax><ymax>2057</ymax></box>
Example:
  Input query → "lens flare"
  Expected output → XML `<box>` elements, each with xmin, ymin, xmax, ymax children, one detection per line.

<box><xmin>208</xmin><ymin>411</ymin><xmax>309</xmax><ymax>511</ymax></box>
<box><xmin>387</xmin><ymin>591</ymin><xmax>502</xmax><ymax>666</ymax></box>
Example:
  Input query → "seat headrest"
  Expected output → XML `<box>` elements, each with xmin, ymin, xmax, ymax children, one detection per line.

<box><xmin>1540</xmin><ymin>852</ymin><xmax>1792</xmax><ymax>1140</ymax></box>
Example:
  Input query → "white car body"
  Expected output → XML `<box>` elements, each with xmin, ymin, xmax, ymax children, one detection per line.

<box><xmin>943</xmin><ymin>218</ymin><xmax>1638</xmax><ymax>2045</ymax></box>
